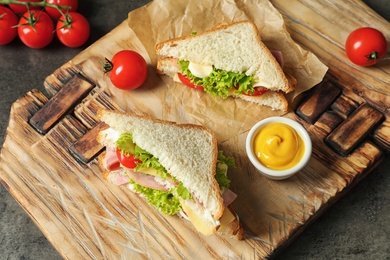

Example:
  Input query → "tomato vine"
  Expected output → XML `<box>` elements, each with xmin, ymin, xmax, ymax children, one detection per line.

<box><xmin>0</xmin><ymin>0</ymin><xmax>71</xmax><ymax>12</ymax></box>
<box><xmin>0</xmin><ymin>0</ymin><xmax>89</xmax><ymax>48</ymax></box>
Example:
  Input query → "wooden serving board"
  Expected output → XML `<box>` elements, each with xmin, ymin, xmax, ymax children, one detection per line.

<box><xmin>1</xmin><ymin>0</ymin><xmax>389</xmax><ymax>259</ymax></box>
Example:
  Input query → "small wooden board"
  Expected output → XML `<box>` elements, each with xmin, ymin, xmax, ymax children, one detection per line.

<box><xmin>1</xmin><ymin>0</ymin><xmax>389</xmax><ymax>259</ymax></box>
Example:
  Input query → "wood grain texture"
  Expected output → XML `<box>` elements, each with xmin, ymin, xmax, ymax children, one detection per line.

<box><xmin>68</xmin><ymin>122</ymin><xmax>106</xmax><ymax>164</ymax></box>
<box><xmin>330</xmin><ymin>94</ymin><xmax>360</xmax><ymax>119</ymax></box>
<box><xmin>325</xmin><ymin>104</ymin><xmax>385</xmax><ymax>156</ymax></box>
<box><xmin>296</xmin><ymin>79</ymin><xmax>342</xmax><ymax>124</ymax></box>
<box><xmin>1</xmin><ymin>0</ymin><xmax>390</xmax><ymax>259</ymax></box>
<box><xmin>29</xmin><ymin>75</ymin><xmax>95</xmax><ymax>134</ymax></box>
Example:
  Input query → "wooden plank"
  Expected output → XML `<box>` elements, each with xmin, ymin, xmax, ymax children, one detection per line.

<box><xmin>43</xmin><ymin>61</ymin><xmax>83</xmax><ymax>97</ymax></box>
<box><xmin>314</xmin><ymin>111</ymin><xmax>343</xmax><ymax>134</ymax></box>
<box><xmin>331</xmin><ymin>95</ymin><xmax>360</xmax><ymax>119</ymax></box>
<box><xmin>325</xmin><ymin>104</ymin><xmax>385</xmax><ymax>156</ymax></box>
<box><xmin>29</xmin><ymin>75</ymin><xmax>95</xmax><ymax>134</ymax></box>
<box><xmin>296</xmin><ymin>80</ymin><xmax>342</xmax><ymax>124</ymax></box>
<box><xmin>348</xmin><ymin>141</ymin><xmax>384</xmax><ymax>175</ymax></box>
<box><xmin>68</xmin><ymin>122</ymin><xmax>106</xmax><ymax>164</ymax></box>
<box><xmin>372</xmin><ymin>119</ymin><xmax>390</xmax><ymax>152</ymax></box>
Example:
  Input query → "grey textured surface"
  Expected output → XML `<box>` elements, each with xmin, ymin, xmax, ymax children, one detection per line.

<box><xmin>0</xmin><ymin>1</ymin><xmax>389</xmax><ymax>259</ymax></box>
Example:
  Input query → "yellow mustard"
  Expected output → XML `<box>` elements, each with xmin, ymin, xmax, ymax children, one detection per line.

<box><xmin>253</xmin><ymin>122</ymin><xmax>305</xmax><ymax>170</ymax></box>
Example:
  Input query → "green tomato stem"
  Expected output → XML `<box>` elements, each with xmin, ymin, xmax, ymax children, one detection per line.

<box><xmin>366</xmin><ymin>51</ymin><xmax>389</xmax><ymax>62</ymax></box>
<box><xmin>102</xmin><ymin>58</ymin><xmax>114</xmax><ymax>73</ymax></box>
<box><xmin>0</xmin><ymin>0</ymin><xmax>71</xmax><ymax>14</ymax></box>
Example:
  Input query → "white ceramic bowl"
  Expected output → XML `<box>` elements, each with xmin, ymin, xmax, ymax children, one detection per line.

<box><xmin>246</xmin><ymin>117</ymin><xmax>312</xmax><ymax>180</ymax></box>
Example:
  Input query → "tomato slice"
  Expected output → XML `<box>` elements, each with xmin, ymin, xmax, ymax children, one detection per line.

<box><xmin>240</xmin><ymin>86</ymin><xmax>268</xmax><ymax>96</ymax></box>
<box><xmin>177</xmin><ymin>73</ymin><xmax>204</xmax><ymax>90</ymax></box>
<box><xmin>116</xmin><ymin>148</ymin><xmax>142</xmax><ymax>169</ymax></box>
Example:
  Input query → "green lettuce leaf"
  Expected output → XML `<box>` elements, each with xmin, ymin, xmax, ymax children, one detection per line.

<box><xmin>134</xmin><ymin>145</ymin><xmax>170</xmax><ymax>179</ymax></box>
<box><xmin>116</xmin><ymin>133</ymin><xmax>136</xmax><ymax>155</ymax></box>
<box><xmin>172</xmin><ymin>182</ymin><xmax>192</xmax><ymax>200</ymax></box>
<box><xmin>218</xmin><ymin>150</ymin><xmax>236</xmax><ymax>168</ymax></box>
<box><xmin>116</xmin><ymin>133</ymin><xmax>169</xmax><ymax>179</ymax></box>
<box><xmin>130</xmin><ymin>179</ymin><xmax>192</xmax><ymax>216</ymax></box>
<box><xmin>178</xmin><ymin>60</ymin><xmax>255</xmax><ymax>98</ymax></box>
<box><xmin>215</xmin><ymin>151</ymin><xmax>235</xmax><ymax>190</ymax></box>
<box><xmin>130</xmin><ymin>181</ymin><xmax>182</xmax><ymax>215</ymax></box>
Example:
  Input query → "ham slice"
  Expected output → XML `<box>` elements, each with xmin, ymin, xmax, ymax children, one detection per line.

<box><xmin>105</xmin><ymin>147</ymin><xmax>120</xmax><ymax>171</ymax></box>
<box><xmin>222</xmin><ymin>189</ymin><xmax>237</xmax><ymax>207</ymax></box>
<box><xmin>271</xmin><ymin>50</ymin><xmax>284</xmax><ymax>68</ymax></box>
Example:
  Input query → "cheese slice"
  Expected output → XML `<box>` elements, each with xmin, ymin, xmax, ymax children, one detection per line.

<box><xmin>181</xmin><ymin>202</ymin><xmax>218</xmax><ymax>236</ymax></box>
<box><xmin>137</xmin><ymin>167</ymin><xmax>159</xmax><ymax>177</ymax></box>
<box><xmin>217</xmin><ymin>206</ymin><xmax>236</xmax><ymax>233</ymax></box>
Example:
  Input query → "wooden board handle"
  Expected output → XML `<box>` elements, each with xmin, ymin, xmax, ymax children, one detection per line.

<box><xmin>29</xmin><ymin>75</ymin><xmax>95</xmax><ymax>134</ymax></box>
<box><xmin>295</xmin><ymin>79</ymin><xmax>388</xmax><ymax>156</ymax></box>
<box><xmin>325</xmin><ymin>104</ymin><xmax>385</xmax><ymax>156</ymax></box>
<box><xmin>68</xmin><ymin>122</ymin><xmax>106</xmax><ymax>164</ymax></box>
<box><xmin>296</xmin><ymin>79</ymin><xmax>341</xmax><ymax>124</ymax></box>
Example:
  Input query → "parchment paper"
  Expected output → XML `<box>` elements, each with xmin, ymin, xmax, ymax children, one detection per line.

<box><xmin>124</xmin><ymin>0</ymin><xmax>328</xmax><ymax>141</ymax></box>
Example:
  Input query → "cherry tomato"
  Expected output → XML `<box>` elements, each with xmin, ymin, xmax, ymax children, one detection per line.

<box><xmin>116</xmin><ymin>148</ymin><xmax>142</xmax><ymax>169</ymax></box>
<box><xmin>177</xmin><ymin>73</ymin><xmax>204</xmax><ymax>90</ymax></box>
<box><xmin>18</xmin><ymin>11</ymin><xmax>54</xmax><ymax>49</ymax></box>
<box><xmin>45</xmin><ymin>0</ymin><xmax>78</xmax><ymax>19</ymax></box>
<box><xmin>345</xmin><ymin>27</ymin><xmax>387</xmax><ymax>66</ymax></box>
<box><xmin>104</xmin><ymin>50</ymin><xmax>148</xmax><ymax>90</ymax></box>
<box><xmin>9</xmin><ymin>0</ymin><xmax>41</xmax><ymax>14</ymax></box>
<box><xmin>56</xmin><ymin>12</ymin><xmax>89</xmax><ymax>48</ymax></box>
<box><xmin>241</xmin><ymin>86</ymin><xmax>268</xmax><ymax>96</ymax></box>
<box><xmin>0</xmin><ymin>6</ymin><xmax>18</xmax><ymax>45</ymax></box>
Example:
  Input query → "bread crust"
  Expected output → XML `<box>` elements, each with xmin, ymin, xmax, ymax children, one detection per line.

<box><xmin>97</xmin><ymin>151</ymin><xmax>111</xmax><ymax>181</ymax></box>
<box><xmin>155</xmin><ymin>20</ymin><xmax>296</xmax><ymax>94</ymax></box>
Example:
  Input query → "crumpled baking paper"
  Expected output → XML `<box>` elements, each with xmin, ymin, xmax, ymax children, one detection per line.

<box><xmin>124</xmin><ymin>0</ymin><xmax>328</xmax><ymax>141</ymax></box>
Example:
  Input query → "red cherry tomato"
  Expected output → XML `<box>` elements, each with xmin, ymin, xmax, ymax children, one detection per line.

<box><xmin>116</xmin><ymin>148</ymin><xmax>142</xmax><ymax>169</ymax></box>
<box><xmin>0</xmin><ymin>6</ymin><xmax>18</xmax><ymax>45</ymax></box>
<box><xmin>345</xmin><ymin>27</ymin><xmax>387</xmax><ymax>66</ymax></box>
<box><xmin>56</xmin><ymin>12</ymin><xmax>89</xmax><ymax>48</ymax></box>
<box><xmin>177</xmin><ymin>73</ymin><xmax>204</xmax><ymax>90</ymax></box>
<box><xmin>45</xmin><ymin>0</ymin><xmax>78</xmax><ymax>19</ymax></box>
<box><xmin>9</xmin><ymin>0</ymin><xmax>41</xmax><ymax>14</ymax></box>
<box><xmin>18</xmin><ymin>11</ymin><xmax>54</xmax><ymax>49</ymax></box>
<box><xmin>104</xmin><ymin>50</ymin><xmax>148</xmax><ymax>90</ymax></box>
<box><xmin>241</xmin><ymin>86</ymin><xmax>268</xmax><ymax>96</ymax></box>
